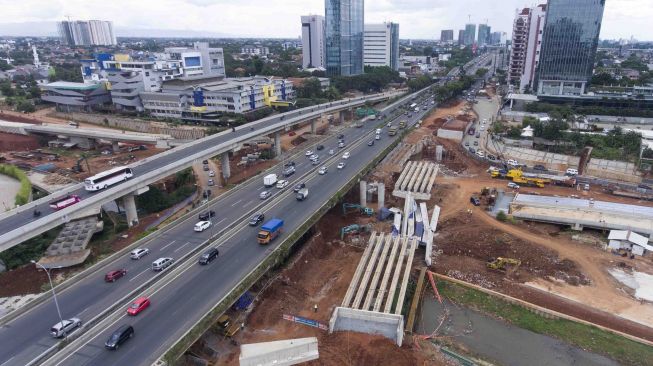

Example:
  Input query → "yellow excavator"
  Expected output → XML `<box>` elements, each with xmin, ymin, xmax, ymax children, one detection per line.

<box><xmin>487</xmin><ymin>257</ymin><xmax>522</xmax><ymax>272</ymax></box>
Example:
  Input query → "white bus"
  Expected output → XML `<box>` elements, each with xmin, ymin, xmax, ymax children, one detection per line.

<box><xmin>84</xmin><ymin>166</ymin><xmax>134</xmax><ymax>191</ymax></box>
<box><xmin>409</xmin><ymin>103</ymin><xmax>417</xmax><ymax>109</ymax></box>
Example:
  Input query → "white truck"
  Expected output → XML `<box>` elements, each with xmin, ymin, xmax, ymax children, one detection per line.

<box><xmin>296</xmin><ymin>188</ymin><xmax>309</xmax><ymax>201</ymax></box>
<box><xmin>263</xmin><ymin>174</ymin><xmax>278</xmax><ymax>188</ymax></box>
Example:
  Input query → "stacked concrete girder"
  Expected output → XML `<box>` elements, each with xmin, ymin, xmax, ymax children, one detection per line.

<box><xmin>393</xmin><ymin>161</ymin><xmax>438</xmax><ymax>200</ymax></box>
<box><xmin>239</xmin><ymin>337</ymin><xmax>319</xmax><ymax>366</ymax></box>
<box><xmin>331</xmin><ymin>233</ymin><xmax>418</xmax><ymax>346</ymax></box>
<box><xmin>39</xmin><ymin>216</ymin><xmax>103</xmax><ymax>268</ymax></box>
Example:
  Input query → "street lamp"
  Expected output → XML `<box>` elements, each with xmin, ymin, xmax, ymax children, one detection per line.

<box><xmin>31</xmin><ymin>261</ymin><xmax>66</xmax><ymax>339</ymax></box>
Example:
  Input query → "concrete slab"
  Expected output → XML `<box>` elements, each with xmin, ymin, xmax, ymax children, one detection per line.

<box><xmin>239</xmin><ymin>337</ymin><xmax>319</xmax><ymax>366</ymax></box>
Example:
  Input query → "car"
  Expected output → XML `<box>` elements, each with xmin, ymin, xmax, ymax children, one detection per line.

<box><xmin>194</xmin><ymin>220</ymin><xmax>212</xmax><ymax>232</ymax></box>
<box><xmin>309</xmin><ymin>154</ymin><xmax>319</xmax><ymax>161</ymax></box>
<box><xmin>487</xmin><ymin>154</ymin><xmax>496</xmax><ymax>161</ymax></box>
<box><xmin>566</xmin><ymin>168</ymin><xmax>578</xmax><ymax>176</ymax></box>
<box><xmin>130</xmin><ymin>248</ymin><xmax>149</xmax><ymax>260</ymax></box>
<box><xmin>249</xmin><ymin>213</ymin><xmax>265</xmax><ymax>226</ymax></box>
<box><xmin>368</xmin><ymin>140</ymin><xmax>374</xmax><ymax>146</ymax></box>
<box><xmin>337</xmin><ymin>162</ymin><xmax>346</xmax><ymax>169</ymax></box>
<box><xmin>305</xmin><ymin>150</ymin><xmax>313</xmax><ymax>156</ymax></box>
<box><xmin>105</xmin><ymin>269</ymin><xmax>127</xmax><ymax>282</ymax></box>
<box><xmin>473</xmin><ymin>141</ymin><xmax>478</xmax><ymax>146</ymax></box>
<box><xmin>387</xmin><ymin>122</ymin><xmax>392</xmax><ymax>127</ymax></box>
<box><xmin>276</xmin><ymin>180</ymin><xmax>289</xmax><ymax>189</ymax></box>
<box><xmin>260</xmin><ymin>190</ymin><xmax>272</xmax><ymax>200</ymax></box>
<box><xmin>328</xmin><ymin>149</ymin><xmax>335</xmax><ymax>155</ymax></box>
<box><xmin>283</xmin><ymin>166</ymin><xmax>295</xmax><ymax>177</ymax></box>
<box><xmin>479</xmin><ymin>126</ymin><xmax>485</xmax><ymax>131</ymax></box>
<box><xmin>312</xmin><ymin>159</ymin><xmax>320</xmax><ymax>165</ymax></box>
<box><xmin>284</xmin><ymin>161</ymin><xmax>295</xmax><ymax>167</ymax></box>
<box><xmin>638</xmin><ymin>184</ymin><xmax>652</xmax><ymax>190</ymax></box>
<box><xmin>152</xmin><ymin>257</ymin><xmax>173</xmax><ymax>271</ymax></box>
<box><xmin>342</xmin><ymin>152</ymin><xmax>351</xmax><ymax>159</ymax></box>
<box><xmin>475</xmin><ymin>132</ymin><xmax>481</xmax><ymax>138</ymax></box>
<box><xmin>202</xmin><ymin>160</ymin><xmax>209</xmax><ymax>165</ymax></box>
<box><xmin>533</xmin><ymin>165</ymin><xmax>547</xmax><ymax>171</ymax></box>
<box><xmin>318</xmin><ymin>166</ymin><xmax>328</xmax><ymax>175</ymax></box>
<box><xmin>127</xmin><ymin>297</ymin><xmax>151</xmax><ymax>316</ymax></box>
<box><xmin>337</xmin><ymin>134</ymin><xmax>345</xmax><ymax>140</ymax></box>
<box><xmin>198</xmin><ymin>247</ymin><xmax>219</xmax><ymax>265</ymax></box>
<box><xmin>51</xmin><ymin>317</ymin><xmax>82</xmax><ymax>338</ymax></box>
<box><xmin>338</xmin><ymin>142</ymin><xmax>345</xmax><ymax>148</ymax></box>
<box><xmin>476</xmin><ymin>150</ymin><xmax>485</xmax><ymax>158</ymax></box>
<box><xmin>198</xmin><ymin>210</ymin><xmax>216</xmax><ymax>221</ymax></box>
<box><xmin>470</xmin><ymin>196</ymin><xmax>481</xmax><ymax>206</ymax></box>
<box><xmin>464</xmin><ymin>141</ymin><xmax>470</xmax><ymax>146</ymax></box>
<box><xmin>203</xmin><ymin>165</ymin><xmax>209</xmax><ymax>171</ymax></box>
<box><xmin>507</xmin><ymin>182</ymin><xmax>520</xmax><ymax>189</ymax></box>
<box><xmin>105</xmin><ymin>324</ymin><xmax>134</xmax><ymax>350</ymax></box>
<box><xmin>583</xmin><ymin>183</ymin><xmax>590</xmax><ymax>191</ymax></box>
<box><xmin>375</xmin><ymin>134</ymin><xmax>381</xmax><ymax>140</ymax></box>
<box><xmin>507</xmin><ymin>159</ymin><xmax>519</xmax><ymax>166</ymax></box>
<box><xmin>293</xmin><ymin>183</ymin><xmax>306</xmax><ymax>192</ymax></box>
<box><xmin>469</xmin><ymin>147</ymin><xmax>475</xmax><ymax>154</ymax></box>
<box><xmin>208</xmin><ymin>170</ymin><xmax>215</xmax><ymax>177</ymax></box>
<box><xmin>207</xmin><ymin>179</ymin><xmax>214</xmax><ymax>186</ymax></box>
<box><xmin>316</xmin><ymin>144</ymin><xmax>324</xmax><ymax>150</ymax></box>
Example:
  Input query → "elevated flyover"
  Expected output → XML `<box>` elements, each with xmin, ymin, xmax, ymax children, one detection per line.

<box><xmin>0</xmin><ymin>91</ymin><xmax>400</xmax><ymax>252</ymax></box>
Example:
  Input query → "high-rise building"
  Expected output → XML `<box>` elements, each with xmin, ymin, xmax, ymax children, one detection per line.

<box><xmin>509</xmin><ymin>8</ymin><xmax>531</xmax><ymax>85</ymax></box>
<box><xmin>535</xmin><ymin>0</ymin><xmax>605</xmax><ymax>95</ymax></box>
<box><xmin>490</xmin><ymin>31</ymin><xmax>502</xmax><ymax>45</ymax></box>
<box><xmin>520</xmin><ymin>4</ymin><xmax>547</xmax><ymax>92</ymax></box>
<box><xmin>477</xmin><ymin>24</ymin><xmax>491</xmax><ymax>46</ymax></box>
<box><xmin>464</xmin><ymin>24</ymin><xmax>476</xmax><ymax>46</ymax></box>
<box><xmin>325</xmin><ymin>0</ymin><xmax>364</xmax><ymax>77</ymax></box>
<box><xmin>301</xmin><ymin>15</ymin><xmax>326</xmax><ymax>69</ymax></box>
<box><xmin>58</xmin><ymin>20</ymin><xmax>116</xmax><ymax>46</ymax></box>
<box><xmin>440</xmin><ymin>29</ymin><xmax>454</xmax><ymax>43</ymax></box>
<box><xmin>364</xmin><ymin>22</ymin><xmax>400</xmax><ymax>70</ymax></box>
<box><xmin>458</xmin><ymin>30</ymin><xmax>465</xmax><ymax>46</ymax></box>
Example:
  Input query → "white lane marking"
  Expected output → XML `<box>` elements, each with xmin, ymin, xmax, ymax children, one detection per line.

<box><xmin>174</xmin><ymin>242</ymin><xmax>191</xmax><ymax>253</ymax></box>
<box><xmin>78</xmin><ymin>307</ymin><xmax>91</xmax><ymax>315</ymax></box>
<box><xmin>243</xmin><ymin>200</ymin><xmax>253</xmax><ymax>208</ymax></box>
<box><xmin>129</xmin><ymin>268</ymin><xmax>150</xmax><ymax>282</ymax></box>
<box><xmin>159</xmin><ymin>240</ymin><xmax>176</xmax><ymax>251</ymax></box>
<box><xmin>231</xmin><ymin>199</ymin><xmax>242</xmax><ymax>207</ymax></box>
<box><xmin>0</xmin><ymin>357</ymin><xmax>15</xmax><ymax>366</ymax></box>
<box><xmin>215</xmin><ymin>218</ymin><xmax>226</xmax><ymax>226</ymax></box>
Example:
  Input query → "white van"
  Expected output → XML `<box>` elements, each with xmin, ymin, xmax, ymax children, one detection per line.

<box><xmin>566</xmin><ymin>168</ymin><xmax>579</xmax><ymax>176</ymax></box>
<box><xmin>152</xmin><ymin>257</ymin><xmax>174</xmax><ymax>271</ymax></box>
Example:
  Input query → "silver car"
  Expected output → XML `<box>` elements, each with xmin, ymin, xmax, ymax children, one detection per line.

<box><xmin>51</xmin><ymin>318</ymin><xmax>82</xmax><ymax>338</ymax></box>
<box><xmin>130</xmin><ymin>248</ymin><xmax>150</xmax><ymax>260</ymax></box>
<box><xmin>259</xmin><ymin>190</ymin><xmax>271</xmax><ymax>200</ymax></box>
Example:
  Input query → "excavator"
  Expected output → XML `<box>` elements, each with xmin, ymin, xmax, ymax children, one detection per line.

<box><xmin>487</xmin><ymin>257</ymin><xmax>522</xmax><ymax>272</ymax></box>
<box><xmin>342</xmin><ymin>203</ymin><xmax>374</xmax><ymax>217</ymax></box>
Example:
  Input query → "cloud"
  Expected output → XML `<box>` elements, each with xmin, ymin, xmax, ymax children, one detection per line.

<box><xmin>0</xmin><ymin>0</ymin><xmax>649</xmax><ymax>40</ymax></box>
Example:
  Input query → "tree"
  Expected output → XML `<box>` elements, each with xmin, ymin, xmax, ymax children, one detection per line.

<box><xmin>476</xmin><ymin>68</ymin><xmax>488</xmax><ymax>78</ymax></box>
<box><xmin>0</xmin><ymin>80</ymin><xmax>13</xmax><ymax>97</ymax></box>
<box><xmin>496</xmin><ymin>210</ymin><xmax>507</xmax><ymax>222</ymax></box>
<box><xmin>0</xmin><ymin>59</ymin><xmax>10</xmax><ymax>71</ymax></box>
<box><xmin>423</xmin><ymin>46</ymin><xmax>433</xmax><ymax>56</ymax></box>
<box><xmin>507</xmin><ymin>126</ymin><xmax>522</xmax><ymax>138</ymax></box>
<box><xmin>522</xmin><ymin>116</ymin><xmax>538</xmax><ymax>128</ymax></box>
<box><xmin>16</xmin><ymin>100</ymin><xmax>35</xmax><ymax>113</ymax></box>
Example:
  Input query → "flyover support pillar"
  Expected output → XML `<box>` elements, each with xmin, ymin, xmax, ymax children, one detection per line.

<box><xmin>112</xmin><ymin>141</ymin><xmax>120</xmax><ymax>153</ymax></box>
<box><xmin>378</xmin><ymin>183</ymin><xmax>385</xmax><ymax>208</ymax></box>
<box><xmin>274</xmin><ymin>131</ymin><xmax>282</xmax><ymax>157</ymax></box>
<box><xmin>360</xmin><ymin>180</ymin><xmax>367</xmax><ymax>206</ymax></box>
<box><xmin>339</xmin><ymin>110</ymin><xmax>346</xmax><ymax>124</ymax></box>
<box><xmin>123</xmin><ymin>194</ymin><xmax>139</xmax><ymax>227</ymax></box>
<box><xmin>221</xmin><ymin>152</ymin><xmax>231</xmax><ymax>182</ymax></box>
<box><xmin>311</xmin><ymin>119</ymin><xmax>317</xmax><ymax>135</ymax></box>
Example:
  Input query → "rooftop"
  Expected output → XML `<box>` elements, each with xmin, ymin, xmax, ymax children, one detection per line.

<box><xmin>44</xmin><ymin>81</ymin><xmax>103</xmax><ymax>90</ymax></box>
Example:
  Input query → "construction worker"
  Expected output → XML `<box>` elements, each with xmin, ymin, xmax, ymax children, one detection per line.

<box><xmin>314</xmin><ymin>304</ymin><xmax>318</xmax><ymax>313</ymax></box>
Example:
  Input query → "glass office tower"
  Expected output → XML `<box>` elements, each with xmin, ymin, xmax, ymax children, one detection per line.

<box><xmin>325</xmin><ymin>0</ymin><xmax>364</xmax><ymax>77</ymax></box>
<box><xmin>535</xmin><ymin>0</ymin><xmax>605</xmax><ymax>95</ymax></box>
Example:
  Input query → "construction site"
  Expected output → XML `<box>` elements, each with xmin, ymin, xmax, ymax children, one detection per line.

<box><xmin>184</xmin><ymin>95</ymin><xmax>653</xmax><ymax>366</ymax></box>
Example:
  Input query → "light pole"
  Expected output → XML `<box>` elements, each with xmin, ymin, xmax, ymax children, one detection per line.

<box><xmin>32</xmin><ymin>261</ymin><xmax>65</xmax><ymax>338</ymax></box>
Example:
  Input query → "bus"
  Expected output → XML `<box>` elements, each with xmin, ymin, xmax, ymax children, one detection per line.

<box><xmin>84</xmin><ymin>166</ymin><xmax>134</xmax><ymax>191</ymax></box>
<box><xmin>409</xmin><ymin>103</ymin><xmax>417</xmax><ymax>109</ymax></box>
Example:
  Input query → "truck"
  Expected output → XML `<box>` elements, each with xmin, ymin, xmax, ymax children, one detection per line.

<box><xmin>399</xmin><ymin>120</ymin><xmax>407</xmax><ymax>129</ymax></box>
<box><xmin>49</xmin><ymin>195</ymin><xmax>81</xmax><ymax>210</ymax></box>
<box><xmin>388</xmin><ymin>127</ymin><xmax>398</xmax><ymax>136</ymax></box>
<box><xmin>258</xmin><ymin>218</ymin><xmax>284</xmax><ymax>244</ymax></box>
<box><xmin>296</xmin><ymin>188</ymin><xmax>309</xmax><ymax>201</ymax></box>
<box><xmin>263</xmin><ymin>173</ymin><xmax>277</xmax><ymax>188</ymax></box>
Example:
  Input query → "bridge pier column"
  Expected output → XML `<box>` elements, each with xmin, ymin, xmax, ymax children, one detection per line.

<box><xmin>123</xmin><ymin>194</ymin><xmax>139</xmax><ymax>227</ymax></box>
<box><xmin>360</xmin><ymin>180</ymin><xmax>367</xmax><ymax>206</ymax></box>
<box><xmin>311</xmin><ymin>119</ymin><xmax>317</xmax><ymax>135</ymax></box>
<box><xmin>377</xmin><ymin>183</ymin><xmax>385</xmax><ymax>208</ymax></box>
<box><xmin>274</xmin><ymin>131</ymin><xmax>282</xmax><ymax>157</ymax></box>
<box><xmin>221</xmin><ymin>152</ymin><xmax>231</xmax><ymax>182</ymax></box>
<box><xmin>339</xmin><ymin>110</ymin><xmax>346</xmax><ymax>124</ymax></box>
<box><xmin>112</xmin><ymin>141</ymin><xmax>120</xmax><ymax>153</ymax></box>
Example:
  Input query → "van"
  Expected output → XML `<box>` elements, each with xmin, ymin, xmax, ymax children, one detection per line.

<box><xmin>566</xmin><ymin>168</ymin><xmax>578</xmax><ymax>176</ymax></box>
<box><xmin>152</xmin><ymin>257</ymin><xmax>173</xmax><ymax>271</ymax></box>
<box><xmin>105</xmin><ymin>324</ymin><xmax>134</xmax><ymax>350</ymax></box>
<box><xmin>283</xmin><ymin>166</ymin><xmax>295</xmax><ymax>177</ymax></box>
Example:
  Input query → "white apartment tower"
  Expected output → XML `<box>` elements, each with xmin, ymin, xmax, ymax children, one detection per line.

<box><xmin>301</xmin><ymin>15</ymin><xmax>326</xmax><ymax>69</ymax></box>
<box><xmin>509</xmin><ymin>8</ymin><xmax>531</xmax><ymax>86</ymax></box>
<box><xmin>520</xmin><ymin>4</ymin><xmax>547</xmax><ymax>92</ymax></box>
<box><xmin>58</xmin><ymin>20</ymin><xmax>116</xmax><ymax>46</ymax></box>
<box><xmin>363</xmin><ymin>22</ymin><xmax>400</xmax><ymax>70</ymax></box>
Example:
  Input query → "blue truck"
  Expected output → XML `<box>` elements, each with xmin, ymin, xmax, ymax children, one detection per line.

<box><xmin>257</xmin><ymin>218</ymin><xmax>284</xmax><ymax>244</ymax></box>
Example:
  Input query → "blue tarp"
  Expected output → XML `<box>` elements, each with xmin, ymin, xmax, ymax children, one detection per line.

<box><xmin>33</xmin><ymin>163</ymin><xmax>56</xmax><ymax>172</ymax></box>
<box><xmin>378</xmin><ymin>207</ymin><xmax>393</xmax><ymax>220</ymax></box>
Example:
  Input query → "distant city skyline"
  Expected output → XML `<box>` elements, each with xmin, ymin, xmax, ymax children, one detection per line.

<box><xmin>0</xmin><ymin>0</ymin><xmax>650</xmax><ymax>41</ymax></box>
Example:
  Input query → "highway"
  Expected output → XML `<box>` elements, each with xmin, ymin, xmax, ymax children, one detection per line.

<box><xmin>48</xmin><ymin>94</ymin><xmax>433</xmax><ymax>366</ymax></box>
<box><xmin>0</xmin><ymin>92</ymin><xmax>396</xmax><ymax>251</ymax></box>
<box><xmin>0</xmin><ymin>87</ymin><xmax>431</xmax><ymax>366</ymax></box>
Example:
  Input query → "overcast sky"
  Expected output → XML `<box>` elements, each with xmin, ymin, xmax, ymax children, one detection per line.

<box><xmin>0</xmin><ymin>0</ymin><xmax>650</xmax><ymax>40</ymax></box>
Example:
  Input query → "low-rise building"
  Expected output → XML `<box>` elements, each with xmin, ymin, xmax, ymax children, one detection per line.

<box><xmin>608</xmin><ymin>230</ymin><xmax>653</xmax><ymax>256</ymax></box>
<box><xmin>241</xmin><ymin>46</ymin><xmax>270</xmax><ymax>56</ymax></box>
<box><xmin>41</xmin><ymin>81</ymin><xmax>111</xmax><ymax>112</ymax></box>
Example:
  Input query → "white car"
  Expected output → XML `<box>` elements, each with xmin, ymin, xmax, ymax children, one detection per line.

<box><xmin>276</xmin><ymin>180</ymin><xmax>289</xmax><ymax>189</ymax></box>
<box><xmin>476</xmin><ymin>150</ymin><xmax>485</xmax><ymax>158</ymax></box>
<box><xmin>375</xmin><ymin>134</ymin><xmax>381</xmax><ymax>140</ymax></box>
<box><xmin>194</xmin><ymin>220</ymin><xmax>212</xmax><ymax>232</ymax></box>
<box><xmin>342</xmin><ymin>152</ymin><xmax>351</xmax><ymax>159</ymax></box>
<box><xmin>130</xmin><ymin>248</ymin><xmax>150</xmax><ymax>260</ymax></box>
<box><xmin>318</xmin><ymin>166</ymin><xmax>328</xmax><ymax>175</ymax></box>
<box><xmin>507</xmin><ymin>159</ymin><xmax>519</xmax><ymax>166</ymax></box>
<box><xmin>507</xmin><ymin>182</ymin><xmax>520</xmax><ymax>189</ymax></box>
<box><xmin>305</xmin><ymin>150</ymin><xmax>313</xmax><ymax>156</ymax></box>
<box><xmin>208</xmin><ymin>170</ymin><xmax>215</xmax><ymax>177</ymax></box>
<box><xmin>50</xmin><ymin>317</ymin><xmax>82</xmax><ymax>338</ymax></box>
<box><xmin>259</xmin><ymin>190</ymin><xmax>271</xmax><ymax>200</ymax></box>
<box><xmin>328</xmin><ymin>149</ymin><xmax>335</xmax><ymax>155</ymax></box>
<box><xmin>480</xmin><ymin>126</ymin><xmax>485</xmax><ymax>131</ymax></box>
<box><xmin>310</xmin><ymin>154</ymin><xmax>319</xmax><ymax>161</ymax></box>
<box><xmin>337</xmin><ymin>162</ymin><xmax>346</xmax><ymax>169</ymax></box>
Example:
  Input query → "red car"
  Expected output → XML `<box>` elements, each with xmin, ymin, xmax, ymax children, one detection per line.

<box><xmin>104</xmin><ymin>269</ymin><xmax>127</xmax><ymax>282</ymax></box>
<box><xmin>127</xmin><ymin>297</ymin><xmax>150</xmax><ymax>316</ymax></box>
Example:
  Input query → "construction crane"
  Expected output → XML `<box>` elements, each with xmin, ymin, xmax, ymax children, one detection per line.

<box><xmin>342</xmin><ymin>203</ymin><xmax>374</xmax><ymax>217</ymax></box>
<box><xmin>487</xmin><ymin>257</ymin><xmax>522</xmax><ymax>272</ymax></box>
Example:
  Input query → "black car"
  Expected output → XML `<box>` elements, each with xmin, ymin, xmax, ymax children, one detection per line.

<box><xmin>249</xmin><ymin>213</ymin><xmax>265</xmax><ymax>226</ymax></box>
<box><xmin>316</xmin><ymin>145</ymin><xmax>324</xmax><ymax>150</ymax></box>
<box><xmin>284</xmin><ymin>161</ymin><xmax>295</xmax><ymax>167</ymax></box>
<box><xmin>198</xmin><ymin>210</ymin><xmax>216</xmax><ymax>221</ymax></box>
<box><xmin>293</xmin><ymin>183</ymin><xmax>306</xmax><ymax>192</ymax></box>
<box><xmin>105</xmin><ymin>324</ymin><xmax>134</xmax><ymax>350</ymax></box>
<box><xmin>533</xmin><ymin>165</ymin><xmax>547</xmax><ymax>171</ymax></box>
<box><xmin>470</xmin><ymin>196</ymin><xmax>481</xmax><ymax>206</ymax></box>
<box><xmin>202</xmin><ymin>160</ymin><xmax>209</xmax><ymax>165</ymax></box>
<box><xmin>337</xmin><ymin>134</ymin><xmax>345</xmax><ymax>140</ymax></box>
<box><xmin>198</xmin><ymin>247</ymin><xmax>219</xmax><ymax>265</ymax></box>
<box><xmin>367</xmin><ymin>140</ymin><xmax>375</xmax><ymax>146</ymax></box>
